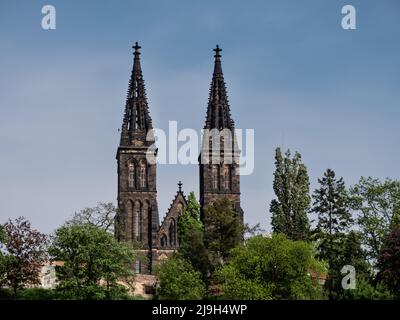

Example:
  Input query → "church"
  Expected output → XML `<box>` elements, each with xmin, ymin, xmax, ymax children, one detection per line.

<box><xmin>115</xmin><ymin>43</ymin><xmax>243</xmax><ymax>274</ymax></box>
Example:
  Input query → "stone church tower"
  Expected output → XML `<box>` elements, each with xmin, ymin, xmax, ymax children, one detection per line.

<box><xmin>115</xmin><ymin>43</ymin><xmax>159</xmax><ymax>274</ymax></box>
<box><xmin>115</xmin><ymin>43</ymin><xmax>244</xmax><ymax>277</ymax></box>
<box><xmin>199</xmin><ymin>45</ymin><xmax>244</xmax><ymax>228</ymax></box>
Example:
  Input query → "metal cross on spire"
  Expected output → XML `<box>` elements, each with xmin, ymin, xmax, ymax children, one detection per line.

<box><xmin>213</xmin><ymin>45</ymin><xmax>222</xmax><ymax>58</ymax></box>
<box><xmin>133</xmin><ymin>42</ymin><xmax>141</xmax><ymax>56</ymax></box>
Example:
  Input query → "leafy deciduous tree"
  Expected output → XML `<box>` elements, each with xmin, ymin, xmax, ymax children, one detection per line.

<box><xmin>66</xmin><ymin>202</ymin><xmax>117</xmax><ymax>234</ymax></box>
<box><xmin>177</xmin><ymin>192</ymin><xmax>209</xmax><ymax>280</ymax></box>
<box><xmin>49</xmin><ymin>223</ymin><xmax>135</xmax><ymax>300</ymax></box>
<box><xmin>376</xmin><ymin>227</ymin><xmax>400</xmax><ymax>299</ymax></box>
<box><xmin>216</xmin><ymin>234</ymin><xmax>326</xmax><ymax>300</ymax></box>
<box><xmin>244</xmin><ymin>223</ymin><xmax>265</xmax><ymax>238</ymax></box>
<box><xmin>342</xmin><ymin>277</ymin><xmax>393</xmax><ymax>300</ymax></box>
<box><xmin>0</xmin><ymin>217</ymin><xmax>48</xmax><ymax>297</ymax></box>
<box><xmin>270</xmin><ymin>148</ymin><xmax>311</xmax><ymax>241</ymax></box>
<box><xmin>155</xmin><ymin>256</ymin><xmax>206</xmax><ymax>300</ymax></box>
<box><xmin>350</xmin><ymin>177</ymin><xmax>400</xmax><ymax>265</ymax></box>
<box><xmin>0</xmin><ymin>225</ymin><xmax>5</xmax><ymax>243</ymax></box>
<box><xmin>0</xmin><ymin>225</ymin><xmax>7</xmax><ymax>286</ymax></box>
<box><xmin>177</xmin><ymin>192</ymin><xmax>202</xmax><ymax>240</ymax></box>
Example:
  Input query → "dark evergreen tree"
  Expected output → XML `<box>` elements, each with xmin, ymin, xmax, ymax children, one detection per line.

<box><xmin>270</xmin><ymin>148</ymin><xmax>311</xmax><ymax>241</ymax></box>
<box><xmin>341</xmin><ymin>231</ymin><xmax>370</xmax><ymax>276</ymax></box>
<box><xmin>204</xmin><ymin>198</ymin><xmax>243</xmax><ymax>267</ymax></box>
<box><xmin>312</xmin><ymin>169</ymin><xmax>354</xmax><ymax>299</ymax></box>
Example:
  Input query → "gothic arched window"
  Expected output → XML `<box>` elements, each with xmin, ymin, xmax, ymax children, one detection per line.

<box><xmin>128</xmin><ymin>163</ymin><xmax>135</xmax><ymax>188</ymax></box>
<box><xmin>177</xmin><ymin>203</ymin><xmax>183</xmax><ymax>216</ymax></box>
<box><xmin>223</xmin><ymin>165</ymin><xmax>231</xmax><ymax>190</ymax></box>
<box><xmin>212</xmin><ymin>165</ymin><xmax>219</xmax><ymax>190</ymax></box>
<box><xmin>133</xmin><ymin>201</ymin><xmax>141</xmax><ymax>241</ymax></box>
<box><xmin>139</xmin><ymin>161</ymin><xmax>146</xmax><ymax>188</ymax></box>
<box><xmin>126</xmin><ymin>200</ymin><xmax>133</xmax><ymax>242</ymax></box>
<box><xmin>169</xmin><ymin>218</ymin><xmax>176</xmax><ymax>246</ymax></box>
<box><xmin>160</xmin><ymin>234</ymin><xmax>167</xmax><ymax>247</ymax></box>
<box><xmin>134</xmin><ymin>260</ymin><xmax>141</xmax><ymax>274</ymax></box>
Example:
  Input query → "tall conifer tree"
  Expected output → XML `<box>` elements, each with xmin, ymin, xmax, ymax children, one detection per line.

<box><xmin>312</xmin><ymin>169</ymin><xmax>353</xmax><ymax>299</ymax></box>
<box><xmin>270</xmin><ymin>148</ymin><xmax>311</xmax><ymax>241</ymax></box>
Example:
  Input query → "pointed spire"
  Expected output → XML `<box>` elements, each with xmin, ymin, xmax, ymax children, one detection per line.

<box><xmin>120</xmin><ymin>42</ymin><xmax>153</xmax><ymax>146</ymax></box>
<box><xmin>204</xmin><ymin>45</ymin><xmax>234</xmax><ymax>130</ymax></box>
<box><xmin>177</xmin><ymin>181</ymin><xmax>183</xmax><ymax>193</ymax></box>
<box><xmin>213</xmin><ymin>45</ymin><xmax>223</xmax><ymax>75</ymax></box>
<box><xmin>132</xmin><ymin>42</ymin><xmax>142</xmax><ymax>72</ymax></box>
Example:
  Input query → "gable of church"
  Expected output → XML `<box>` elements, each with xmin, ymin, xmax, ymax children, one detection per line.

<box><xmin>158</xmin><ymin>190</ymin><xmax>186</xmax><ymax>250</ymax></box>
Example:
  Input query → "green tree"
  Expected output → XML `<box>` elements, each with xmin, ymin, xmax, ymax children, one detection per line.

<box><xmin>0</xmin><ymin>225</ymin><xmax>5</xmax><ymax>243</ymax></box>
<box><xmin>203</xmin><ymin>198</ymin><xmax>243</xmax><ymax>267</ymax></box>
<box><xmin>0</xmin><ymin>225</ymin><xmax>6</xmax><ymax>286</ymax></box>
<box><xmin>49</xmin><ymin>223</ymin><xmax>136</xmax><ymax>300</ymax></box>
<box><xmin>216</xmin><ymin>234</ymin><xmax>325</xmax><ymax>300</ymax></box>
<box><xmin>155</xmin><ymin>256</ymin><xmax>206</xmax><ymax>300</ymax></box>
<box><xmin>376</xmin><ymin>227</ymin><xmax>400</xmax><ymax>299</ymax></box>
<box><xmin>270</xmin><ymin>148</ymin><xmax>311</xmax><ymax>241</ymax></box>
<box><xmin>0</xmin><ymin>217</ymin><xmax>48</xmax><ymax>298</ymax></box>
<box><xmin>244</xmin><ymin>223</ymin><xmax>265</xmax><ymax>238</ymax></box>
<box><xmin>66</xmin><ymin>202</ymin><xmax>116</xmax><ymax>234</ymax></box>
<box><xmin>341</xmin><ymin>231</ymin><xmax>371</xmax><ymax>279</ymax></box>
<box><xmin>177</xmin><ymin>192</ymin><xmax>202</xmax><ymax>240</ymax></box>
<box><xmin>350</xmin><ymin>177</ymin><xmax>400</xmax><ymax>265</ymax></box>
<box><xmin>342</xmin><ymin>278</ymin><xmax>393</xmax><ymax>300</ymax></box>
<box><xmin>311</xmin><ymin>169</ymin><xmax>355</xmax><ymax>299</ymax></box>
<box><xmin>177</xmin><ymin>192</ymin><xmax>209</xmax><ymax>279</ymax></box>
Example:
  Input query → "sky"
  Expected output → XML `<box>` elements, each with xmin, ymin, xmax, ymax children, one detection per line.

<box><xmin>0</xmin><ymin>0</ymin><xmax>399</xmax><ymax>234</ymax></box>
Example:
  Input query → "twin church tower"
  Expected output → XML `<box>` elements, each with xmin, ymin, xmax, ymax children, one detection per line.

<box><xmin>115</xmin><ymin>43</ymin><xmax>243</xmax><ymax>273</ymax></box>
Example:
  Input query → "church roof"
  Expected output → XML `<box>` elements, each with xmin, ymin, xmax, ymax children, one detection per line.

<box><xmin>120</xmin><ymin>42</ymin><xmax>153</xmax><ymax>146</ymax></box>
<box><xmin>204</xmin><ymin>45</ymin><xmax>235</xmax><ymax>130</ymax></box>
<box><xmin>159</xmin><ymin>181</ymin><xmax>187</xmax><ymax>230</ymax></box>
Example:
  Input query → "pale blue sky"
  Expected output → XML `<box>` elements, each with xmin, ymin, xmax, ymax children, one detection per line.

<box><xmin>0</xmin><ymin>0</ymin><xmax>399</xmax><ymax>233</ymax></box>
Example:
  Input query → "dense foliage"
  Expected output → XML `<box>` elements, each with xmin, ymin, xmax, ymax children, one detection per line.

<box><xmin>341</xmin><ymin>278</ymin><xmax>393</xmax><ymax>300</ymax></box>
<box><xmin>216</xmin><ymin>234</ymin><xmax>326</xmax><ymax>300</ymax></box>
<box><xmin>0</xmin><ymin>225</ymin><xmax>6</xmax><ymax>289</ymax></box>
<box><xmin>49</xmin><ymin>223</ymin><xmax>136</xmax><ymax>300</ymax></box>
<box><xmin>2</xmin><ymin>149</ymin><xmax>400</xmax><ymax>300</ymax></box>
<box><xmin>350</xmin><ymin>177</ymin><xmax>400</xmax><ymax>265</ymax></box>
<box><xmin>177</xmin><ymin>192</ymin><xmax>209</xmax><ymax>279</ymax></box>
<box><xmin>270</xmin><ymin>148</ymin><xmax>311</xmax><ymax>241</ymax></box>
<box><xmin>312</xmin><ymin>169</ymin><xmax>355</xmax><ymax>298</ymax></box>
<box><xmin>65</xmin><ymin>202</ymin><xmax>117</xmax><ymax>234</ymax></box>
<box><xmin>376</xmin><ymin>227</ymin><xmax>400</xmax><ymax>299</ymax></box>
<box><xmin>0</xmin><ymin>217</ymin><xmax>48</xmax><ymax>297</ymax></box>
<box><xmin>155</xmin><ymin>256</ymin><xmax>206</xmax><ymax>300</ymax></box>
<box><xmin>203</xmin><ymin>198</ymin><xmax>243</xmax><ymax>267</ymax></box>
